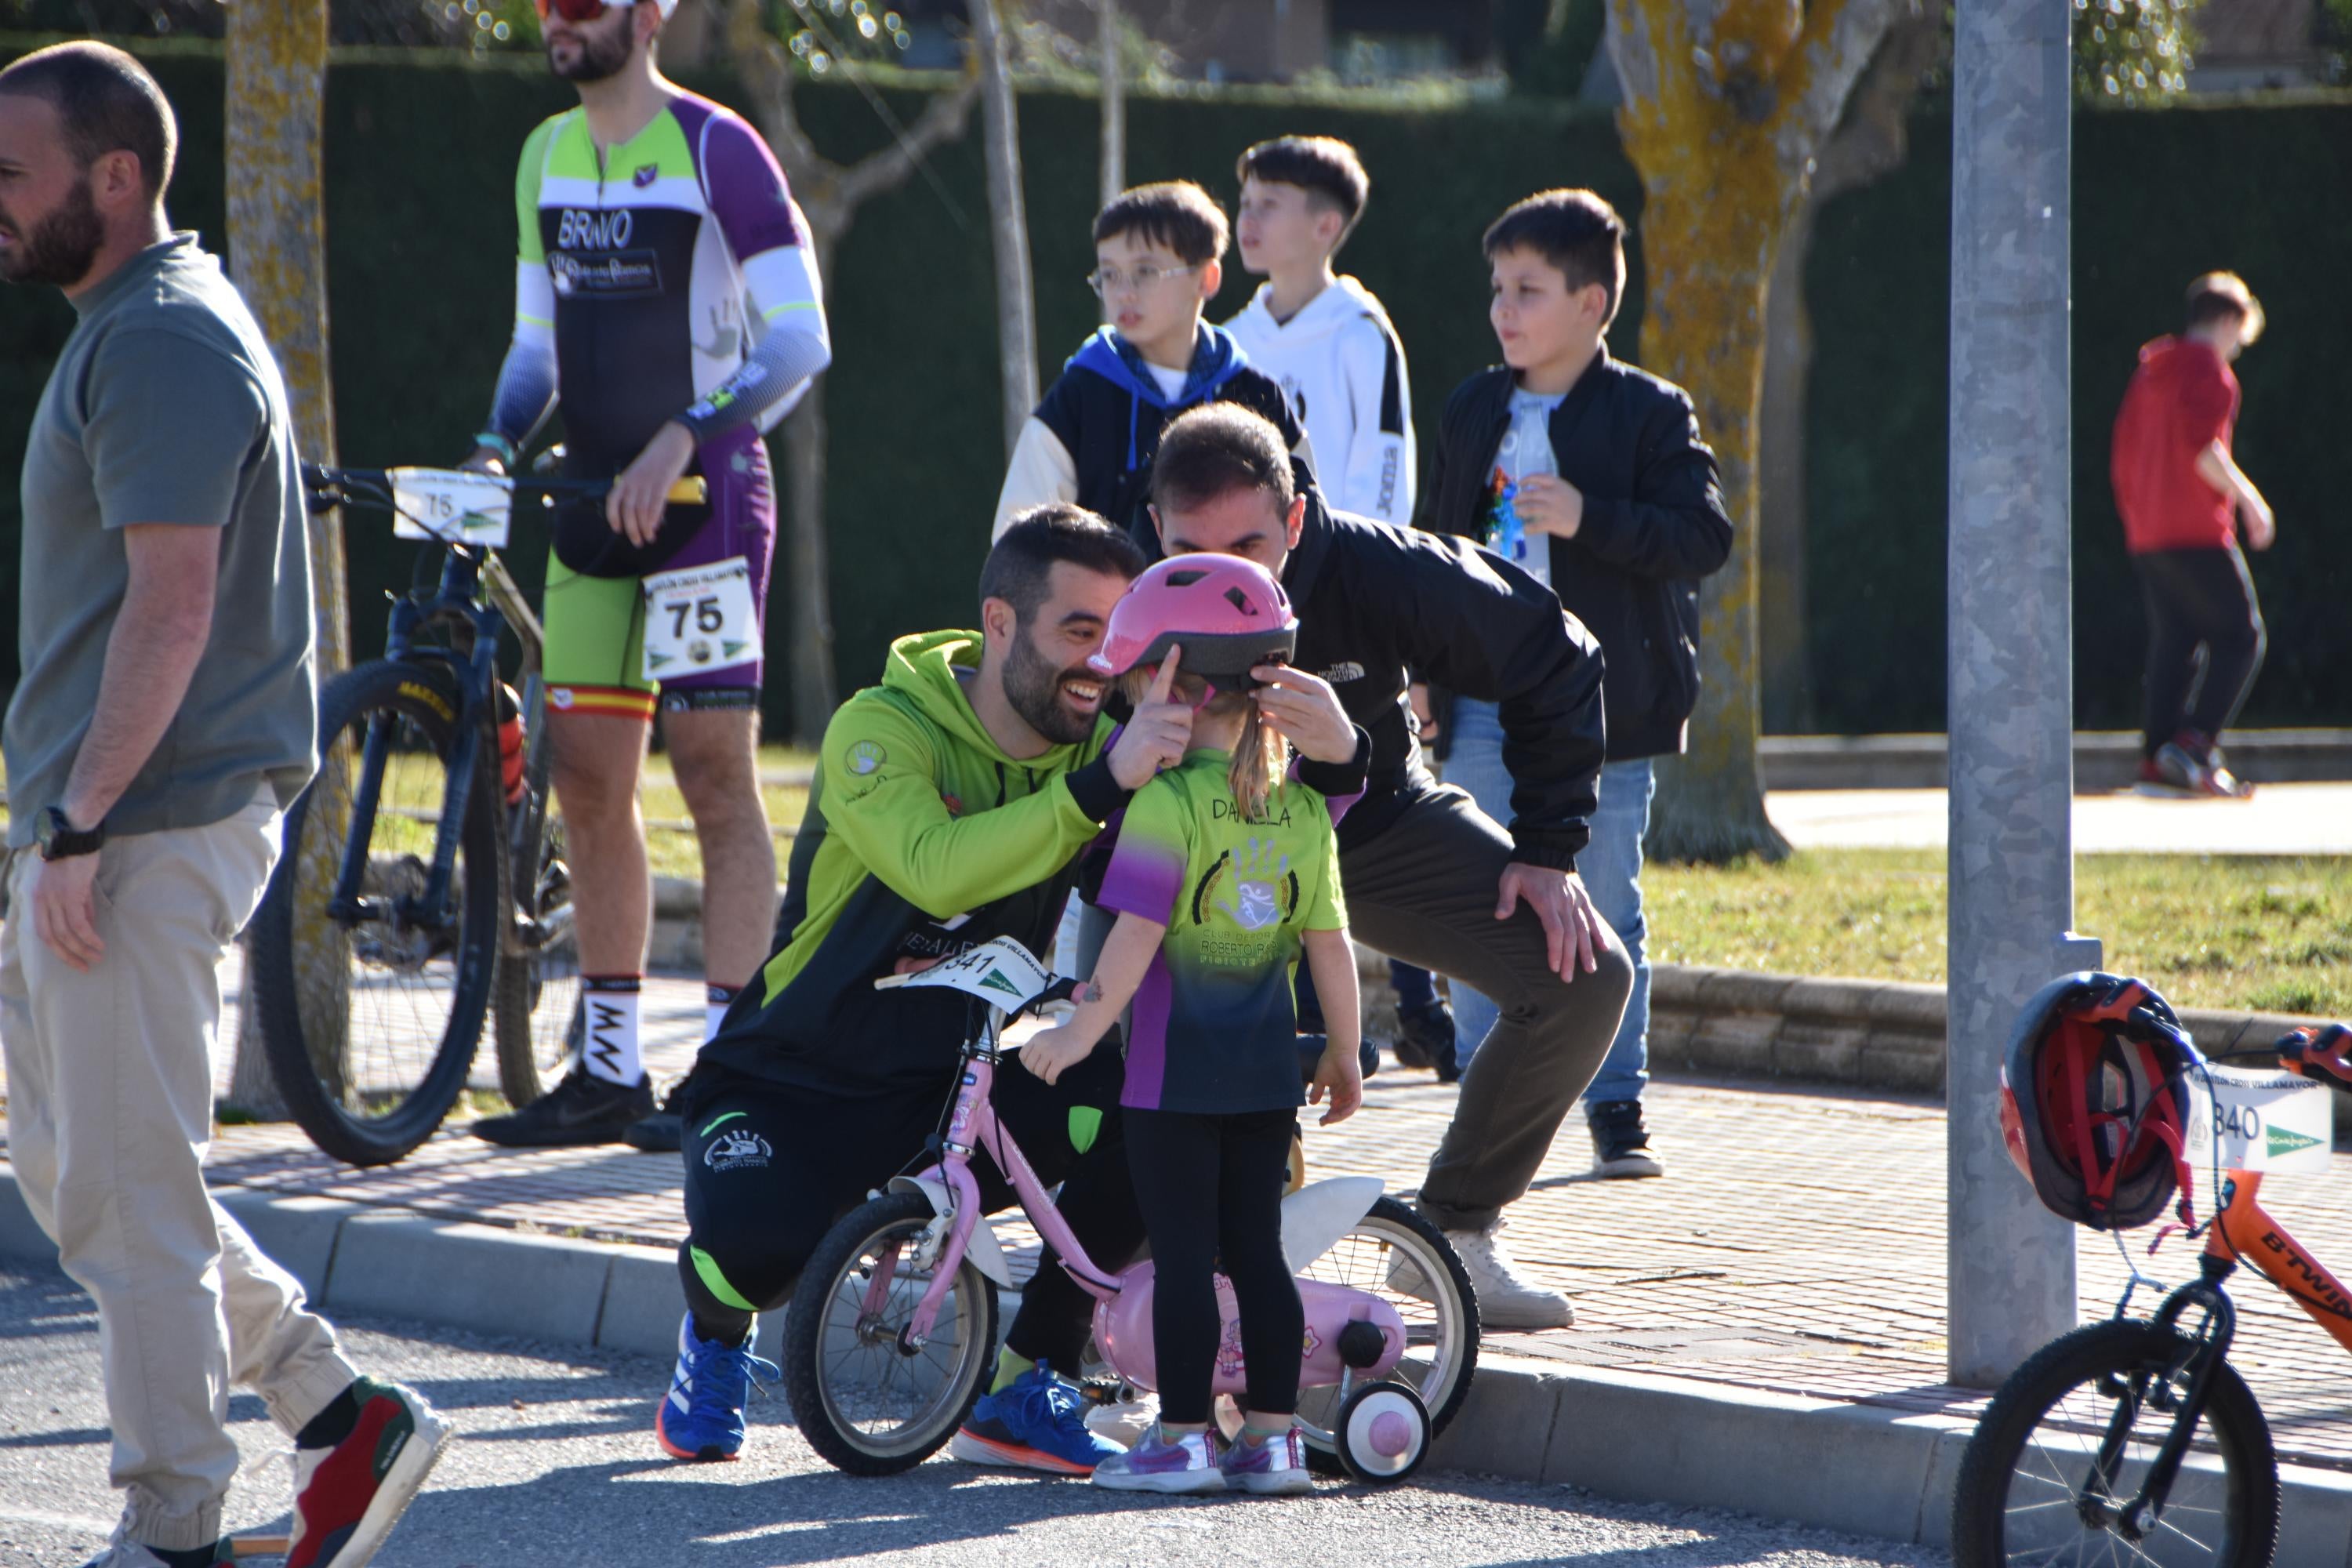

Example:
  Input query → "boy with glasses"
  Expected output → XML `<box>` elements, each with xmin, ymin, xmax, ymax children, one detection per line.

<box><xmin>992</xmin><ymin>180</ymin><xmax>1311</xmax><ymax>540</ymax></box>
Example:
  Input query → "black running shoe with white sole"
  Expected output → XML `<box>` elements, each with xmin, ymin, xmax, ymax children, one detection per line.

<box><xmin>472</xmin><ymin>1069</ymin><xmax>652</xmax><ymax>1147</ymax></box>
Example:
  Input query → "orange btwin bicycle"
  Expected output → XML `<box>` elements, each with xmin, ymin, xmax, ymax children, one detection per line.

<box><xmin>1952</xmin><ymin>1022</ymin><xmax>2352</xmax><ymax>1568</ymax></box>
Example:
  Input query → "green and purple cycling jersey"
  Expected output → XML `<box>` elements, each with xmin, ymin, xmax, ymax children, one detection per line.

<box><xmin>481</xmin><ymin>91</ymin><xmax>829</xmax><ymax>715</ymax></box>
<box><xmin>1096</xmin><ymin>750</ymin><xmax>1349</xmax><ymax>1116</ymax></box>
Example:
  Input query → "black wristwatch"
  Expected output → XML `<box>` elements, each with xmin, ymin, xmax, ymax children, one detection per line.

<box><xmin>37</xmin><ymin>806</ymin><xmax>104</xmax><ymax>862</ymax></box>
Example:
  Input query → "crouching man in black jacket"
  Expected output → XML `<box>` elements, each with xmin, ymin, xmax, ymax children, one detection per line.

<box><xmin>1137</xmin><ymin>401</ymin><xmax>1633</xmax><ymax>1329</ymax></box>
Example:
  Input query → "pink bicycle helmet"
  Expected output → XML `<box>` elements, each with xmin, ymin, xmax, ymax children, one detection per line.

<box><xmin>1087</xmin><ymin>553</ymin><xmax>1298</xmax><ymax>688</ymax></box>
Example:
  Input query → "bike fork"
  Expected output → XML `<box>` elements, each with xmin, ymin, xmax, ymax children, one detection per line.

<box><xmin>2109</xmin><ymin>1265</ymin><xmax>2238</xmax><ymax>1540</ymax></box>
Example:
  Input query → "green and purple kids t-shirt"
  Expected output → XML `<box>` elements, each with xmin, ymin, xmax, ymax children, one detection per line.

<box><xmin>1095</xmin><ymin>750</ymin><xmax>1348</xmax><ymax>1116</ymax></box>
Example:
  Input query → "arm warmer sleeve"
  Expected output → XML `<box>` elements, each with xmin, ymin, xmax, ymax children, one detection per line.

<box><xmin>485</xmin><ymin>261</ymin><xmax>558</xmax><ymax>448</ymax></box>
<box><xmin>677</xmin><ymin>241</ymin><xmax>833</xmax><ymax>441</ymax></box>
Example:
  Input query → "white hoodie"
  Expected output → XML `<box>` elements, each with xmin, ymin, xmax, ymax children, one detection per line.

<box><xmin>1223</xmin><ymin>274</ymin><xmax>1416</xmax><ymax>524</ymax></box>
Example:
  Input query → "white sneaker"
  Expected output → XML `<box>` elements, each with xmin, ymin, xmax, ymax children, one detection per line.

<box><xmin>1446</xmin><ymin>1218</ymin><xmax>1575</xmax><ymax>1329</ymax></box>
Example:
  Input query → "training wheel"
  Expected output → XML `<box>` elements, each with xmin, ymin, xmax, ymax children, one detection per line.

<box><xmin>1334</xmin><ymin>1381</ymin><xmax>1429</xmax><ymax>1485</ymax></box>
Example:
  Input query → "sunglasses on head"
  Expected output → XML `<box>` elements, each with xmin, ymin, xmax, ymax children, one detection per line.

<box><xmin>535</xmin><ymin>0</ymin><xmax>641</xmax><ymax>24</ymax></box>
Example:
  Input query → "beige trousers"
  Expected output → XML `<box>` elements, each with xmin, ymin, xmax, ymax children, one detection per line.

<box><xmin>1</xmin><ymin>793</ymin><xmax>359</xmax><ymax>1551</ymax></box>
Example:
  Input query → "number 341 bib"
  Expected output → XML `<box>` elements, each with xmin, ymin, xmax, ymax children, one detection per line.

<box><xmin>641</xmin><ymin>557</ymin><xmax>757</xmax><ymax>682</ymax></box>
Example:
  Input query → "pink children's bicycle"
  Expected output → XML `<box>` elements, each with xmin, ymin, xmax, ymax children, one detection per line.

<box><xmin>779</xmin><ymin>937</ymin><xmax>1479</xmax><ymax>1484</ymax></box>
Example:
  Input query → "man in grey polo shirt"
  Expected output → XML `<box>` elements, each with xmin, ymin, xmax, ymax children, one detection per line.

<box><xmin>0</xmin><ymin>43</ymin><xmax>446</xmax><ymax>1568</ymax></box>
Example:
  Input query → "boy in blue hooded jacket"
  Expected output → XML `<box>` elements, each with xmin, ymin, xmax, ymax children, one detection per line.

<box><xmin>993</xmin><ymin>180</ymin><xmax>1312</xmax><ymax>541</ymax></box>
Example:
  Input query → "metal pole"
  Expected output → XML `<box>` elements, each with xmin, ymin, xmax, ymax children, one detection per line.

<box><xmin>1098</xmin><ymin>0</ymin><xmax>1125</xmax><ymax>210</ymax></box>
<box><xmin>1945</xmin><ymin>0</ymin><xmax>2099</xmax><ymax>1387</ymax></box>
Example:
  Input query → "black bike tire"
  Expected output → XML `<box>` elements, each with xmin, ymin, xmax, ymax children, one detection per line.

<box><xmin>251</xmin><ymin>659</ymin><xmax>501</xmax><ymax>1167</ymax></box>
<box><xmin>492</xmin><ymin>677</ymin><xmax>572</xmax><ymax>1107</ymax></box>
<box><xmin>1299</xmin><ymin>1195</ymin><xmax>1480</xmax><ymax>1477</ymax></box>
<box><xmin>1950</xmin><ymin>1318</ymin><xmax>2279</xmax><ymax>1568</ymax></box>
<box><xmin>781</xmin><ymin>1191</ymin><xmax>1000</xmax><ymax>1477</ymax></box>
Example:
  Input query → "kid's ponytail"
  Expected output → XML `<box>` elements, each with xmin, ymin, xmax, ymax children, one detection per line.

<box><xmin>1228</xmin><ymin>699</ymin><xmax>1290</xmax><ymax>823</ymax></box>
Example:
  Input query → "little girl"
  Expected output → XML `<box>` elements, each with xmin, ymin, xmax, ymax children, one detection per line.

<box><xmin>1023</xmin><ymin>552</ymin><xmax>1363</xmax><ymax>1497</ymax></box>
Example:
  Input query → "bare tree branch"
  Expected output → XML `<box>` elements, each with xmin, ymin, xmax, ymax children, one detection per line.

<box><xmin>1780</xmin><ymin>0</ymin><xmax>1914</xmax><ymax>164</ymax></box>
<box><xmin>836</xmin><ymin>72</ymin><xmax>981</xmax><ymax>212</ymax></box>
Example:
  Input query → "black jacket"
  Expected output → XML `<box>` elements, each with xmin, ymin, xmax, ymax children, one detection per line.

<box><xmin>1136</xmin><ymin>489</ymin><xmax>1607</xmax><ymax>872</ymax></box>
<box><xmin>1423</xmin><ymin>352</ymin><xmax>1733</xmax><ymax>762</ymax></box>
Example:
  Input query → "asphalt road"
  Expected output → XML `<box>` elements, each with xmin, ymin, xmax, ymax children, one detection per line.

<box><xmin>0</xmin><ymin>1265</ymin><xmax>1951</xmax><ymax>1568</ymax></box>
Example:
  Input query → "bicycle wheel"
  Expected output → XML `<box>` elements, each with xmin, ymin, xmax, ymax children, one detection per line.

<box><xmin>1951</xmin><ymin>1319</ymin><xmax>2278</xmax><ymax>1568</ymax></box>
<box><xmin>1238</xmin><ymin>1195</ymin><xmax>1479</xmax><ymax>1477</ymax></box>
<box><xmin>493</xmin><ymin>678</ymin><xmax>579</xmax><ymax>1107</ymax></box>
<box><xmin>781</xmin><ymin>1191</ymin><xmax>1000</xmax><ymax>1476</ymax></box>
<box><xmin>251</xmin><ymin>659</ymin><xmax>501</xmax><ymax>1166</ymax></box>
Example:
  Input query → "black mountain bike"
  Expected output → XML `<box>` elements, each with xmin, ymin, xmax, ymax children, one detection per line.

<box><xmin>249</xmin><ymin>464</ymin><xmax>701</xmax><ymax>1164</ymax></box>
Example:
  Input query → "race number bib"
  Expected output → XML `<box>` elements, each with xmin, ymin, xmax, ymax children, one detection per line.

<box><xmin>2184</xmin><ymin>1065</ymin><xmax>2334</xmax><ymax>1176</ymax></box>
<box><xmin>388</xmin><ymin>468</ymin><xmax>513</xmax><ymax>548</ymax></box>
<box><xmin>641</xmin><ymin>557</ymin><xmax>757</xmax><ymax>682</ymax></box>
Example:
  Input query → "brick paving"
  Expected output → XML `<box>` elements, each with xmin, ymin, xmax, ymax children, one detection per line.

<box><xmin>11</xmin><ymin>970</ymin><xmax>2352</xmax><ymax>1475</ymax></box>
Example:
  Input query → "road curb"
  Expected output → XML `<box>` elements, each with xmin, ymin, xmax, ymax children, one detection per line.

<box><xmin>8</xmin><ymin>1162</ymin><xmax>2352</xmax><ymax>1555</ymax></box>
<box><xmin>1650</xmin><ymin>962</ymin><xmax>2332</xmax><ymax>1107</ymax></box>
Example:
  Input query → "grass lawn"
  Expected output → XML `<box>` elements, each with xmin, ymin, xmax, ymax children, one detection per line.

<box><xmin>1646</xmin><ymin>848</ymin><xmax>2352</xmax><ymax>1018</ymax></box>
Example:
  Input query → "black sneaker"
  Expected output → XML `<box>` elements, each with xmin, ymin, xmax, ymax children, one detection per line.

<box><xmin>622</xmin><ymin>1076</ymin><xmax>691</xmax><ymax>1153</ymax></box>
<box><xmin>472</xmin><ymin>1069</ymin><xmax>653</xmax><ymax>1148</ymax></box>
<box><xmin>1392</xmin><ymin>996</ymin><xmax>1457</xmax><ymax>1072</ymax></box>
<box><xmin>1588</xmin><ymin>1099</ymin><xmax>1664</xmax><ymax>1179</ymax></box>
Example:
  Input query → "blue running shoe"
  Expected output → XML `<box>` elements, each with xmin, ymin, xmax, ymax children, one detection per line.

<box><xmin>950</xmin><ymin>1361</ymin><xmax>1126</xmax><ymax>1475</ymax></box>
<box><xmin>655</xmin><ymin>1313</ymin><xmax>778</xmax><ymax>1462</ymax></box>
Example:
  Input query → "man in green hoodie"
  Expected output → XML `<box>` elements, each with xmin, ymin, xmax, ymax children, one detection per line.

<box><xmin>648</xmin><ymin>507</ymin><xmax>1207</xmax><ymax>1473</ymax></box>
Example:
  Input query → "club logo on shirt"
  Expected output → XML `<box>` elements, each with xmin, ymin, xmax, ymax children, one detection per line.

<box><xmin>633</xmin><ymin>163</ymin><xmax>659</xmax><ymax>188</ymax></box>
<box><xmin>846</xmin><ymin>740</ymin><xmax>887</xmax><ymax>775</ymax></box>
<box><xmin>703</xmin><ymin>1128</ymin><xmax>773</xmax><ymax>1172</ymax></box>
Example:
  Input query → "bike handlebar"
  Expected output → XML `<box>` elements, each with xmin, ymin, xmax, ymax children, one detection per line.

<box><xmin>2276</xmin><ymin>1024</ymin><xmax>2352</xmax><ymax>1087</ymax></box>
<box><xmin>301</xmin><ymin>464</ymin><xmax>709</xmax><ymax>513</ymax></box>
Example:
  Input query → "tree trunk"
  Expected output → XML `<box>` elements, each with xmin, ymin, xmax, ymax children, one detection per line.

<box><xmin>1098</xmin><ymin>0</ymin><xmax>1126</xmax><ymax>209</ymax></box>
<box><xmin>726</xmin><ymin>0</ymin><xmax>978</xmax><ymax>730</ymax></box>
<box><xmin>223</xmin><ymin>0</ymin><xmax>350</xmax><ymax>1115</ymax></box>
<box><xmin>1756</xmin><ymin>7</ymin><xmax>1941</xmax><ymax>739</ymax></box>
<box><xmin>1756</xmin><ymin>199</ymin><xmax>1816</xmax><ymax>736</ymax></box>
<box><xmin>1632</xmin><ymin>172</ymin><xmax>1793</xmax><ymax>862</ymax></box>
<box><xmin>1606</xmin><ymin>0</ymin><xmax>1906</xmax><ymax>862</ymax></box>
<box><xmin>970</xmin><ymin>0</ymin><xmax>1038</xmax><ymax>458</ymax></box>
<box><xmin>781</xmin><ymin>260</ymin><xmax>837</xmax><ymax>747</ymax></box>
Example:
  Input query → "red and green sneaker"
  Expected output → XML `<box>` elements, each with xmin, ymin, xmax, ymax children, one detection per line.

<box><xmin>285</xmin><ymin>1378</ymin><xmax>452</xmax><ymax>1568</ymax></box>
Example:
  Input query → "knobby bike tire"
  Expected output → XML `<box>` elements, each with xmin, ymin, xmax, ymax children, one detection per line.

<box><xmin>1294</xmin><ymin>1195</ymin><xmax>1479</xmax><ymax>1477</ymax></box>
<box><xmin>782</xmin><ymin>1191</ymin><xmax>1000</xmax><ymax>1476</ymax></box>
<box><xmin>493</xmin><ymin>676</ymin><xmax>575</xmax><ymax>1106</ymax></box>
<box><xmin>251</xmin><ymin>659</ymin><xmax>502</xmax><ymax>1167</ymax></box>
<box><xmin>1951</xmin><ymin>1318</ymin><xmax>2278</xmax><ymax>1568</ymax></box>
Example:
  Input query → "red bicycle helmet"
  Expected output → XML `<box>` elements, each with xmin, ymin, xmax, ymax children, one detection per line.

<box><xmin>2000</xmin><ymin>971</ymin><xmax>2201</xmax><ymax>1232</ymax></box>
<box><xmin>1087</xmin><ymin>552</ymin><xmax>1298</xmax><ymax>688</ymax></box>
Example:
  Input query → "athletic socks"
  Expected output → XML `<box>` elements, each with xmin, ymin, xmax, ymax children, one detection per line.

<box><xmin>582</xmin><ymin>975</ymin><xmax>645</xmax><ymax>1086</ymax></box>
<box><xmin>706</xmin><ymin>982</ymin><xmax>740</xmax><ymax>1044</ymax></box>
<box><xmin>990</xmin><ymin>1348</ymin><xmax>1037</xmax><ymax>1395</ymax></box>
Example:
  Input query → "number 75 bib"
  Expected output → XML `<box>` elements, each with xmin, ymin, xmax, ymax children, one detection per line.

<box><xmin>641</xmin><ymin>557</ymin><xmax>758</xmax><ymax>682</ymax></box>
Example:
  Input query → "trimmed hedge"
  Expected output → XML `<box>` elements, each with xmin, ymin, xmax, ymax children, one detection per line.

<box><xmin>0</xmin><ymin>45</ymin><xmax>2343</xmax><ymax>739</ymax></box>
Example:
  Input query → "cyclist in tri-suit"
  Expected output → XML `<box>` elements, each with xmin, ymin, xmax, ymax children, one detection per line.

<box><xmin>465</xmin><ymin>0</ymin><xmax>833</xmax><ymax>1146</ymax></box>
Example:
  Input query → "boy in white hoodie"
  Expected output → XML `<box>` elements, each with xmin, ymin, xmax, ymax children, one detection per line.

<box><xmin>1227</xmin><ymin>136</ymin><xmax>1415</xmax><ymax>528</ymax></box>
<box><xmin>1226</xmin><ymin>136</ymin><xmax>1456</xmax><ymax>1076</ymax></box>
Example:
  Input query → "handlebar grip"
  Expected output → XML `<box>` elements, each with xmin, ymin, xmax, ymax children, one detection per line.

<box><xmin>2277</xmin><ymin>1024</ymin><xmax>2352</xmax><ymax>1087</ymax></box>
